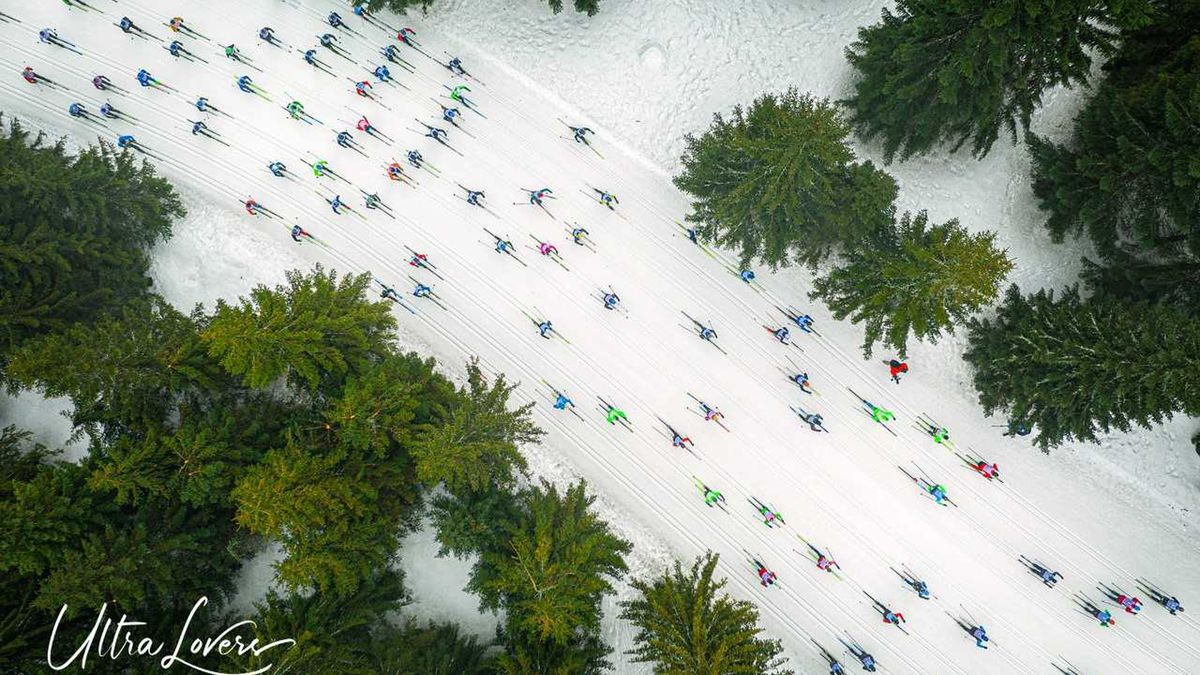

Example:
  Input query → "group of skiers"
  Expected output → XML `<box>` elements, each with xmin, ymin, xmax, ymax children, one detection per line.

<box><xmin>19</xmin><ymin>6</ymin><xmax>1188</xmax><ymax>672</ymax></box>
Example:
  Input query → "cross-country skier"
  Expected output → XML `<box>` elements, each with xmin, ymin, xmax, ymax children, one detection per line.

<box><xmin>167</xmin><ymin>38</ymin><xmax>194</xmax><ymax>57</ymax></box>
<box><xmin>570</xmin><ymin>226</ymin><xmax>589</xmax><ymax>246</ymax></box>
<box><xmin>603</xmin><ymin>402</ymin><xmax>627</xmax><ymax>425</ymax></box>
<box><xmin>793</xmin><ymin>406</ymin><xmax>827</xmax><ymax>433</ymax></box>
<box><xmin>814</xmin><ymin>642</ymin><xmax>845</xmax><ymax>675</ymax></box>
<box><xmin>771</xmin><ymin>326</ymin><xmax>791</xmax><ymax>345</ymax></box>
<box><xmin>363</xmin><ymin>192</ymin><xmax>386</xmax><ymax>211</ymax></box>
<box><xmin>864</xmin><ymin>398</ymin><xmax>894</xmax><ymax>424</ymax></box>
<box><xmin>310</xmin><ymin>158</ymin><xmax>330</xmax><ymax>178</ymax></box>
<box><xmin>970</xmin><ymin>625</ymin><xmax>989</xmax><ymax>649</ymax></box>
<box><xmin>894</xmin><ymin>566</ymin><xmax>930</xmax><ymax>599</ymax></box>
<box><xmin>336</xmin><ymin>130</ymin><xmax>365</xmax><ymax>153</ymax></box>
<box><xmin>695</xmin><ymin>399</ymin><xmax>724</xmax><ymax>425</ymax></box>
<box><xmin>21</xmin><ymin>67</ymin><xmax>43</xmax><ymax>85</ymax></box>
<box><xmin>290</xmin><ymin>224</ymin><xmax>315</xmax><ymax>243</ymax></box>
<box><xmin>412</xmin><ymin>282</ymin><xmax>432</xmax><ymax>299</ymax></box>
<box><xmin>397</xmin><ymin>27</ymin><xmax>419</xmax><ymax>47</ymax></box>
<box><xmin>591</xmin><ymin>187</ymin><xmax>618</xmax><ymax>210</ymax></box>
<box><xmin>1138</xmin><ymin>580</ymin><xmax>1185</xmax><ymax>615</ymax></box>
<box><xmin>386</xmin><ymin>162</ymin><xmax>408</xmax><ymax>182</ymax></box>
<box><xmin>537</xmin><ymin>319</ymin><xmax>553</xmax><ymax>339</ymax></box>
<box><xmin>67</xmin><ymin>103</ymin><xmax>97</xmax><ymax>121</ymax></box>
<box><xmin>839</xmin><ymin>638</ymin><xmax>877</xmax><ymax>672</ymax></box>
<box><xmin>136</xmin><ymin>69</ymin><xmax>161</xmax><ymax>88</ymax></box>
<box><xmin>567</xmin><ymin>125</ymin><xmax>593</xmax><ymax>144</ymax></box>
<box><xmin>39</xmin><ymin>28</ymin><xmax>76</xmax><ymax>51</ymax></box>
<box><xmin>116</xmin><ymin>134</ymin><xmax>139</xmax><ymax>150</ymax></box>
<box><xmin>791</xmin><ymin>312</ymin><xmax>816</xmax><ymax>333</ymax></box>
<box><xmin>93</xmin><ymin>74</ymin><xmax>113</xmax><ymax>91</ymax></box>
<box><xmin>448</xmin><ymin>84</ymin><xmax>474</xmax><ymax>107</ymax></box>
<box><xmin>303</xmin><ymin>49</ymin><xmax>334</xmax><ymax>75</ymax></box>
<box><xmin>237</xmin><ymin>75</ymin><xmax>256</xmax><ymax>94</ymax></box>
<box><xmin>258</xmin><ymin>26</ymin><xmax>280</xmax><ymax>47</ymax></box>
<box><xmin>195</xmin><ymin>97</ymin><xmax>222</xmax><ymax>115</ymax></box>
<box><xmin>379</xmin><ymin>283</ymin><xmax>402</xmax><ymax>303</ymax></box>
<box><xmin>382</xmin><ymin>44</ymin><xmax>406</xmax><ymax>65</ymax></box>
<box><xmin>99</xmin><ymin>102</ymin><xmax>121</xmax><ymax>119</ymax></box>
<box><xmin>268</xmin><ymin>161</ymin><xmax>287</xmax><ymax>178</ymax></box>
<box><xmin>355</xmin><ymin>116</ymin><xmax>391</xmax><ymax>143</ymax></box>
<box><xmin>919</xmin><ymin>420</ymin><xmax>950</xmax><ymax>445</ymax></box>
<box><xmin>803</xmin><ymin>541</ymin><xmax>839</xmax><ymax>574</ymax></box>
<box><xmin>1003</xmin><ymin>420</ymin><xmax>1032</xmax><ymax>437</ymax></box>
<box><xmin>536</xmin><ymin>240</ymin><xmax>559</xmax><ymax>258</ymax></box>
<box><xmin>327</xmin><ymin>194</ymin><xmax>348</xmax><ymax>215</ymax></box>
<box><xmin>190</xmin><ymin>119</ymin><xmax>217</xmax><ymax>139</ymax></box>
<box><xmin>166</xmin><ymin>16</ymin><xmax>205</xmax><ymax>40</ymax></box>
<box><xmin>789</xmin><ymin>371</ymin><xmax>814</xmax><ymax>395</ymax></box>
<box><xmin>461</xmin><ymin>185</ymin><xmax>485</xmax><ymax>206</ymax></box>
<box><xmin>865</xmin><ymin>593</ymin><xmax>905</xmax><ymax>629</ymax></box>
<box><xmin>524</xmin><ymin>187</ymin><xmax>554</xmax><ymax>206</ymax></box>
<box><xmin>491</xmin><ymin>233</ymin><xmax>515</xmax><ymax>255</ymax></box>
<box><xmin>887</xmin><ymin>359</ymin><xmax>908</xmax><ymax>384</ymax></box>
<box><xmin>1018</xmin><ymin>555</ymin><xmax>1062</xmax><ymax>587</ymax></box>
<box><xmin>243</xmin><ymin>197</ymin><xmax>269</xmax><ymax>217</ymax></box>
<box><xmin>751</xmin><ymin>499</ymin><xmax>782</xmax><ymax>528</ymax></box>
<box><xmin>926</xmin><ymin>482</ymin><xmax>949</xmax><ymax>506</ymax></box>
<box><xmin>327</xmin><ymin>11</ymin><xmax>344</xmax><ymax>28</ymax></box>
<box><xmin>406</xmin><ymin>149</ymin><xmax>424</xmax><ymax>169</ymax></box>
<box><xmin>552</xmin><ymin>390</ymin><xmax>574</xmax><ymax>411</ymax></box>
<box><xmin>1099</xmin><ymin>583</ymin><xmax>1143</xmax><ymax>614</ymax></box>
<box><xmin>117</xmin><ymin>17</ymin><xmax>155</xmax><ymax>40</ymax></box>
<box><xmin>353</xmin><ymin>79</ymin><xmax>374</xmax><ymax>98</ymax></box>
<box><xmin>751</xmin><ymin>556</ymin><xmax>778</xmax><ymax>588</ymax></box>
<box><xmin>224</xmin><ymin>44</ymin><xmax>250</xmax><ymax>65</ymax></box>
<box><xmin>699</xmin><ymin>482</ymin><xmax>723</xmax><ymax>508</ymax></box>
<box><xmin>372</xmin><ymin>64</ymin><xmax>392</xmax><ymax>82</ymax></box>
<box><xmin>1075</xmin><ymin>594</ymin><xmax>1116</xmax><ymax>626</ymax></box>
<box><xmin>434</xmin><ymin>101</ymin><xmax>464</xmax><ymax>126</ymax></box>
<box><xmin>602</xmin><ymin>291</ymin><xmax>620</xmax><ymax>311</ymax></box>
<box><xmin>970</xmin><ymin>459</ymin><xmax>1000</xmax><ymax>480</ymax></box>
<box><xmin>739</xmin><ymin>269</ymin><xmax>755</xmax><ymax>284</ymax></box>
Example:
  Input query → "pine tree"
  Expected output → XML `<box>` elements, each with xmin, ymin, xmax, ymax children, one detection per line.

<box><xmin>1081</xmin><ymin>251</ymin><xmax>1200</xmax><ymax>312</ymax></box>
<box><xmin>548</xmin><ymin>0</ymin><xmax>600</xmax><ymax>15</ymax></box>
<box><xmin>964</xmin><ymin>285</ymin><xmax>1200</xmax><ymax>449</ymax></box>
<box><xmin>0</xmin><ymin>117</ymin><xmax>183</xmax><ymax>364</ymax></box>
<box><xmin>430</xmin><ymin>486</ymin><xmax>522</xmax><ymax>558</ymax></box>
<box><xmin>810</xmin><ymin>211</ymin><xmax>1012</xmax><ymax>358</ymax></box>
<box><xmin>1028</xmin><ymin>3</ymin><xmax>1200</xmax><ymax>308</ymax></box>
<box><xmin>412</xmin><ymin>360</ymin><xmax>541</xmax><ymax>494</ymax></box>
<box><xmin>202</xmin><ymin>266</ymin><xmax>395</xmax><ymax>391</ymax></box>
<box><xmin>471</xmin><ymin>480</ymin><xmax>630</xmax><ymax>646</ymax></box>
<box><xmin>620</xmin><ymin>551</ymin><xmax>792</xmax><ymax>675</ymax></box>
<box><xmin>371</xmin><ymin>620</ymin><xmax>495</xmax><ymax>675</ymax></box>
<box><xmin>674</xmin><ymin>89</ymin><xmax>897</xmax><ymax>268</ymax></box>
<box><xmin>4</xmin><ymin>296</ymin><xmax>221</xmax><ymax>438</ymax></box>
<box><xmin>365</xmin><ymin>0</ymin><xmax>434</xmax><ymax>13</ymax></box>
<box><xmin>491</xmin><ymin>627</ymin><xmax>612</xmax><ymax>675</ymax></box>
<box><xmin>844</xmin><ymin>0</ymin><xmax>1153</xmax><ymax>162</ymax></box>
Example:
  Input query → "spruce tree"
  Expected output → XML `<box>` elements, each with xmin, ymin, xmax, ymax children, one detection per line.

<box><xmin>1081</xmin><ymin>252</ymin><xmax>1200</xmax><ymax>313</ymax></box>
<box><xmin>674</xmin><ymin>89</ymin><xmax>897</xmax><ymax>268</ymax></box>
<box><xmin>845</xmin><ymin>0</ymin><xmax>1152</xmax><ymax>161</ymax></box>
<box><xmin>471</xmin><ymin>480</ymin><xmax>630</xmax><ymax>646</ymax></box>
<box><xmin>372</xmin><ymin>620</ymin><xmax>495</xmax><ymax>675</ymax></box>
<box><xmin>1028</xmin><ymin>3</ymin><xmax>1200</xmax><ymax>308</ymax></box>
<box><xmin>412</xmin><ymin>361</ymin><xmax>541</xmax><ymax>494</ymax></box>
<box><xmin>0</xmin><ymin>118</ymin><xmax>183</xmax><ymax>365</ymax></box>
<box><xmin>964</xmin><ymin>285</ymin><xmax>1200</xmax><ymax>449</ymax></box>
<box><xmin>810</xmin><ymin>211</ymin><xmax>1012</xmax><ymax>358</ymax></box>
<box><xmin>620</xmin><ymin>551</ymin><xmax>791</xmax><ymax>675</ymax></box>
<box><xmin>202</xmin><ymin>266</ymin><xmax>394</xmax><ymax>391</ymax></box>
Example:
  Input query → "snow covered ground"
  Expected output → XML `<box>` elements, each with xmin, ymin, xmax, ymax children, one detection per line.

<box><xmin>2</xmin><ymin>0</ymin><xmax>1198</xmax><ymax>673</ymax></box>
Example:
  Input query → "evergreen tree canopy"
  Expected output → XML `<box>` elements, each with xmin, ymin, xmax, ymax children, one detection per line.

<box><xmin>412</xmin><ymin>360</ymin><xmax>541</xmax><ymax>494</ymax></box>
<box><xmin>0</xmin><ymin>118</ymin><xmax>183</xmax><ymax>365</ymax></box>
<box><xmin>202</xmin><ymin>266</ymin><xmax>395</xmax><ymax>391</ymax></box>
<box><xmin>845</xmin><ymin>0</ymin><xmax>1153</xmax><ymax>161</ymax></box>
<box><xmin>964</xmin><ymin>285</ymin><xmax>1200</xmax><ymax>449</ymax></box>
<box><xmin>5</xmin><ymin>296</ymin><xmax>222</xmax><ymax>440</ymax></box>
<box><xmin>1028</xmin><ymin>3</ymin><xmax>1200</xmax><ymax>310</ymax></box>
<box><xmin>674</xmin><ymin>90</ymin><xmax>897</xmax><ymax>268</ymax></box>
<box><xmin>620</xmin><ymin>551</ymin><xmax>791</xmax><ymax>675</ymax></box>
<box><xmin>472</xmin><ymin>480</ymin><xmax>630</xmax><ymax>645</ymax></box>
<box><xmin>811</xmin><ymin>210</ymin><xmax>1012</xmax><ymax>357</ymax></box>
<box><xmin>364</xmin><ymin>0</ymin><xmax>600</xmax><ymax>16</ymax></box>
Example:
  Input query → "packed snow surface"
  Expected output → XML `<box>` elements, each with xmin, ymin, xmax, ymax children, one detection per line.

<box><xmin>2</xmin><ymin>0</ymin><xmax>1198</xmax><ymax>673</ymax></box>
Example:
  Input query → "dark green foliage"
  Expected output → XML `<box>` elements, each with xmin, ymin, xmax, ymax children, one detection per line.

<box><xmin>413</xmin><ymin>360</ymin><xmax>541</xmax><ymax>493</ymax></box>
<box><xmin>811</xmin><ymin>211</ymin><xmax>1012</xmax><ymax>357</ymax></box>
<box><xmin>5</xmin><ymin>296</ymin><xmax>222</xmax><ymax>440</ymax></box>
<box><xmin>674</xmin><ymin>90</ymin><xmax>897</xmax><ymax>268</ymax></box>
<box><xmin>964</xmin><ymin>285</ymin><xmax>1200</xmax><ymax>449</ymax></box>
<box><xmin>430</xmin><ymin>485</ymin><xmax>522</xmax><ymax>559</ymax></box>
<box><xmin>845</xmin><ymin>0</ymin><xmax>1153</xmax><ymax>161</ymax></box>
<box><xmin>1028</xmin><ymin>3</ymin><xmax>1200</xmax><ymax>307</ymax></box>
<box><xmin>371</xmin><ymin>620</ymin><xmax>494</xmax><ymax>675</ymax></box>
<box><xmin>620</xmin><ymin>551</ymin><xmax>791</xmax><ymax>675</ymax></box>
<box><xmin>548</xmin><ymin>0</ymin><xmax>600</xmax><ymax>15</ymax></box>
<box><xmin>0</xmin><ymin>117</ymin><xmax>183</xmax><ymax>365</ymax></box>
<box><xmin>202</xmin><ymin>266</ymin><xmax>395</xmax><ymax>391</ymax></box>
<box><xmin>471</xmin><ymin>480</ymin><xmax>630</xmax><ymax>643</ymax></box>
<box><xmin>1080</xmin><ymin>252</ymin><xmax>1200</xmax><ymax>313</ymax></box>
<box><xmin>491</xmin><ymin>627</ymin><xmax>611</xmax><ymax>675</ymax></box>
